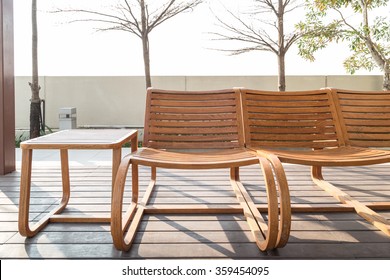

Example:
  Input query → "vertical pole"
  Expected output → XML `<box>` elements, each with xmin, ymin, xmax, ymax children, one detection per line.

<box><xmin>0</xmin><ymin>0</ymin><xmax>15</xmax><ymax>175</ymax></box>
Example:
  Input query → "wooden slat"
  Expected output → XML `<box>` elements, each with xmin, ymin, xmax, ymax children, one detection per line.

<box><xmin>151</xmin><ymin>92</ymin><xmax>236</xmax><ymax>100</ymax></box>
<box><xmin>150</xmin><ymin>99</ymin><xmax>236</xmax><ymax>107</ymax></box>
<box><xmin>348</xmin><ymin>133</ymin><xmax>390</xmax><ymax>140</ymax></box>
<box><xmin>250</xmin><ymin>133</ymin><xmax>338</xmax><ymax>141</ymax></box>
<box><xmin>149</xmin><ymin>120</ymin><xmax>238</xmax><ymax>127</ymax></box>
<box><xmin>345</xmin><ymin>120</ymin><xmax>390</xmax><ymax>126</ymax></box>
<box><xmin>147</xmin><ymin>141</ymin><xmax>240</xmax><ymax>149</ymax></box>
<box><xmin>342</xmin><ymin>112</ymin><xmax>390</xmax><ymax>120</ymax></box>
<box><xmin>245</xmin><ymin>93</ymin><xmax>329</xmax><ymax>101</ymax></box>
<box><xmin>246</xmin><ymin>99</ymin><xmax>330</xmax><ymax>107</ymax></box>
<box><xmin>340</xmin><ymin>106</ymin><xmax>390</xmax><ymax>113</ymax></box>
<box><xmin>148</xmin><ymin>134</ymin><xmax>239</xmax><ymax>142</ymax></box>
<box><xmin>248</xmin><ymin>119</ymin><xmax>335</xmax><ymax>127</ymax></box>
<box><xmin>340</xmin><ymin>100</ymin><xmax>390</xmax><ymax>106</ymax></box>
<box><xmin>250</xmin><ymin>140</ymin><xmax>338</xmax><ymax>148</ymax></box>
<box><xmin>338</xmin><ymin>93</ymin><xmax>390</xmax><ymax>100</ymax></box>
<box><xmin>248</xmin><ymin>112</ymin><xmax>333</xmax><ymax>121</ymax></box>
<box><xmin>150</xmin><ymin>112</ymin><xmax>237</xmax><ymax>121</ymax></box>
<box><xmin>246</xmin><ymin>106</ymin><xmax>332</xmax><ymax>114</ymax></box>
<box><xmin>148</xmin><ymin>126</ymin><xmax>239</xmax><ymax>134</ymax></box>
<box><xmin>249</xmin><ymin>126</ymin><xmax>336</xmax><ymax>134</ymax></box>
<box><xmin>346</xmin><ymin>140</ymin><xmax>390</xmax><ymax>147</ymax></box>
<box><xmin>150</xmin><ymin>106</ymin><xmax>237</xmax><ymax>114</ymax></box>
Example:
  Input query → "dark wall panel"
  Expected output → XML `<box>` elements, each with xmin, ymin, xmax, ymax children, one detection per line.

<box><xmin>0</xmin><ymin>0</ymin><xmax>15</xmax><ymax>175</ymax></box>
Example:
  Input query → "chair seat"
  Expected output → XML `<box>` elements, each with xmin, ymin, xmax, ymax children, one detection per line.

<box><xmin>257</xmin><ymin>146</ymin><xmax>390</xmax><ymax>166</ymax></box>
<box><xmin>131</xmin><ymin>148</ymin><xmax>258</xmax><ymax>169</ymax></box>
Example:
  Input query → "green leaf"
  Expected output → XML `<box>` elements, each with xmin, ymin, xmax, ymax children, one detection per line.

<box><xmin>297</xmin><ymin>0</ymin><xmax>389</xmax><ymax>75</ymax></box>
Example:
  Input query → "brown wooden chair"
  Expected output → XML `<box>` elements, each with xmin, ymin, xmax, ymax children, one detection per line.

<box><xmin>240</xmin><ymin>88</ymin><xmax>390</xmax><ymax>236</ymax></box>
<box><xmin>111</xmin><ymin>88</ymin><xmax>291</xmax><ymax>252</ymax></box>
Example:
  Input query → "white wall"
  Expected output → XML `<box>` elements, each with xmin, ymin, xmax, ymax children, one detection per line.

<box><xmin>15</xmin><ymin>75</ymin><xmax>384</xmax><ymax>129</ymax></box>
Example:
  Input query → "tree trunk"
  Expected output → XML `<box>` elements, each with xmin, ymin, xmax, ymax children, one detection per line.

<box><xmin>140</xmin><ymin>0</ymin><xmax>152</xmax><ymax>88</ymax></box>
<box><xmin>277</xmin><ymin>0</ymin><xmax>286</xmax><ymax>92</ymax></box>
<box><xmin>29</xmin><ymin>0</ymin><xmax>41</xmax><ymax>139</ymax></box>
<box><xmin>278</xmin><ymin>52</ymin><xmax>286</xmax><ymax>92</ymax></box>
<box><xmin>384</xmin><ymin>63</ymin><xmax>390</xmax><ymax>90</ymax></box>
<box><xmin>359</xmin><ymin>0</ymin><xmax>388</xmax><ymax>91</ymax></box>
<box><xmin>29</xmin><ymin>98</ymin><xmax>41</xmax><ymax>139</ymax></box>
<box><xmin>142</xmin><ymin>34</ymin><xmax>152</xmax><ymax>88</ymax></box>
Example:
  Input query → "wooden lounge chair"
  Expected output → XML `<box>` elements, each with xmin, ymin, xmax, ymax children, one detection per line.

<box><xmin>111</xmin><ymin>88</ymin><xmax>291</xmax><ymax>252</ymax></box>
<box><xmin>240</xmin><ymin>88</ymin><xmax>390</xmax><ymax>236</ymax></box>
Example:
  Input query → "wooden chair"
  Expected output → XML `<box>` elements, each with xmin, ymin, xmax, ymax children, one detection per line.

<box><xmin>111</xmin><ymin>88</ymin><xmax>291</xmax><ymax>252</ymax></box>
<box><xmin>240</xmin><ymin>88</ymin><xmax>390</xmax><ymax>236</ymax></box>
<box><xmin>333</xmin><ymin>88</ymin><xmax>390</xmax><ymax>148</ymax></box>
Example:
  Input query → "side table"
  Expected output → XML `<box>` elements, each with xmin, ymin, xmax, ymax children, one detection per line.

<box><xmin>18</xmin><ymin>129</ymin><xmax>138</xmax><ymax>237</ymax></box>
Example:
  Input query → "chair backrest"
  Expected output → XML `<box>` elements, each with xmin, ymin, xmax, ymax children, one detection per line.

<box><xmin>143</xmin><ymin>88</ymin><xmax>245</xmax><ymax>149</ymax></box>
<box><xmin>241</xmin><ymin>88</ymin><xmax>345</xmax><ymax>149</ymax></box>
<box><xmin>331</xmin><ymin>88</ymin><xmax>390</xmax><ymax>148</ymax></box>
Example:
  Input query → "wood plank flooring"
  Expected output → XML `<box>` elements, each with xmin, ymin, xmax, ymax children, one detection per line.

<box><xmin>0</xmin><ymin>162</ymin><xmax>389</xmax><ymax>259</ymax></box>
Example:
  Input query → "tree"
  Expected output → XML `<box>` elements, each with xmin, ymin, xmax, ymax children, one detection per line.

<box><xmin>29</xmin><ymin>0</ymin><xmax>42</xmax><ymax>139</ymax></box>
<box><xmin>211</xmin><ymin>0</ymin><xmax>305</xmax><ymax>91</ymax></box>
<box><xmin>55</xmin><ymin>0</ymin><xmax>203</xmax><ymax>88</ymax></box>
<box><xmin>296</xmin><ymin>0</ymin><xmax>390</xmax><ymax>90</ymax></box>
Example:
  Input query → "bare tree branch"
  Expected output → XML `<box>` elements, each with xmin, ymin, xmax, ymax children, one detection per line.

<box><xmin>210</xmin><ymin>0</ymin><xmax>306</xmax><ymax>91</ymax></box>
<box><xmin>214</xmin><ymin>9</ymin><xmax>278</xmax><ymax>51</ymax></box>
<box><xmin>149</xmin><ymin>0</ymin><xmax>202</xmax><ymax>32</ymax></box>
<box><xmin>214</xmin><ymin>45</ymin><xmax>275</xmax><ymax>55</ymax></box>
<box><xmin>148</xmin><ymin>0</ymin><xmax>176</xmax><ymax>30</ymax></box>
<box><xmin>53</xmin><ymin>0</ymin><xmax>203</xmax><ymax>88</ymax></box>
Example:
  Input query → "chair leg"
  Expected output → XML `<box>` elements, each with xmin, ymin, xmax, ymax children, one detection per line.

<box><xmin>111</xmin><ymin>155</ymin><xmax>138</xmax><ymax>251</ymax></box>
<box><xmin>312</xmin><ymin>166</ymin><xmax>390</xmax><ymax>236</ymax></box>
<box><xmin>230</xmin><ymin>155</ymin><xmax>291</xmax><ymax>251</ymax></box>
<box><xmin>111</xmin><ymin>157</ymin><xmax>158</xmax><ymax>251</ymax></box>
<box><xmin>230</xmin><ymin>164</ymin><xmax>277</xmax><ymax>251</ymax></box>
<box><xmin>264</xmin><ymin>154</ymin><xmax>291</xmax><ymax>248</ymax></box>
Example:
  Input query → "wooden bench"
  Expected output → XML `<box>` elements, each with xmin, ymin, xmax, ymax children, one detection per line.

<box><xmin>111</xmin><ymin>88</ymin><xmax>291</xmax><ymax>252</ymax></box>
<box><xmin>240</xmin><ymin>88</ymin><xmax>390</xmax><ymax>236</ymax></box>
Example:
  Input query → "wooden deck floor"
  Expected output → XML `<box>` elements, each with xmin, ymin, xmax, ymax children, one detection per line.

<box><xmin>1</xmin><ymin>161</ymin><xmax>390</xmax><ymax>259</ymax></box>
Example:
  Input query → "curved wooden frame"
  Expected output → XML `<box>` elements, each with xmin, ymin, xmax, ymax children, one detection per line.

<box><xmin>312</xmin><ymin>166</ymin><xmax>390</xmax><ymax>236</ymax></box>
<box><xmin>110</xmin><ymin>153</ymin><xmax>291</xmax><ymax>252</ymax></box>
<box><xmin>19</xmin><ymin>149</ymin><xmax>71</xmax><ymax>237</ymax></box>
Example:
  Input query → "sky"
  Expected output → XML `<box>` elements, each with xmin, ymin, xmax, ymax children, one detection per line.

<box><xmin>13</xmin><ymin>0</ymin><xmax>386</xmax><ymax>77</ymax></box>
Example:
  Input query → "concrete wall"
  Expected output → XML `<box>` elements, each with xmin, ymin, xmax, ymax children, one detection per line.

<box><xmin>15</xmin><ymin>75</ymin><xmax>384</xmax><ymax>130</ymax></box>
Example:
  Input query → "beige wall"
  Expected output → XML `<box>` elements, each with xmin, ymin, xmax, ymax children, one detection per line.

<box><xmin>15</xmin><ymin>75</ymin><xmax>384</xmax><ymax>130</ymax></box>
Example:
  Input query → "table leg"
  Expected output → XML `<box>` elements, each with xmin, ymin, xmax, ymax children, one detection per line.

<box><xmin>112</xmin><ymin>148</ymin><xmax>122</xmax><ymax>190</ymax></box>
<box><xmin>59</xmin><ymin>149</ymin><xmax>71</xmax><ymax>211</ymax></box>
<box><xmin>18</xmin><ymin>149</ymin><xmax>72</xmax><ymax>237</ymax></box>
<box><xmin>112</xmin><ymin>135</ymin><xmax>137</xmax><ymax>190</ymax></box>
<box><xmin>18</xmin><ymin>149</ymin><xmax>36</xmax><ymax>236</ymax></box>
